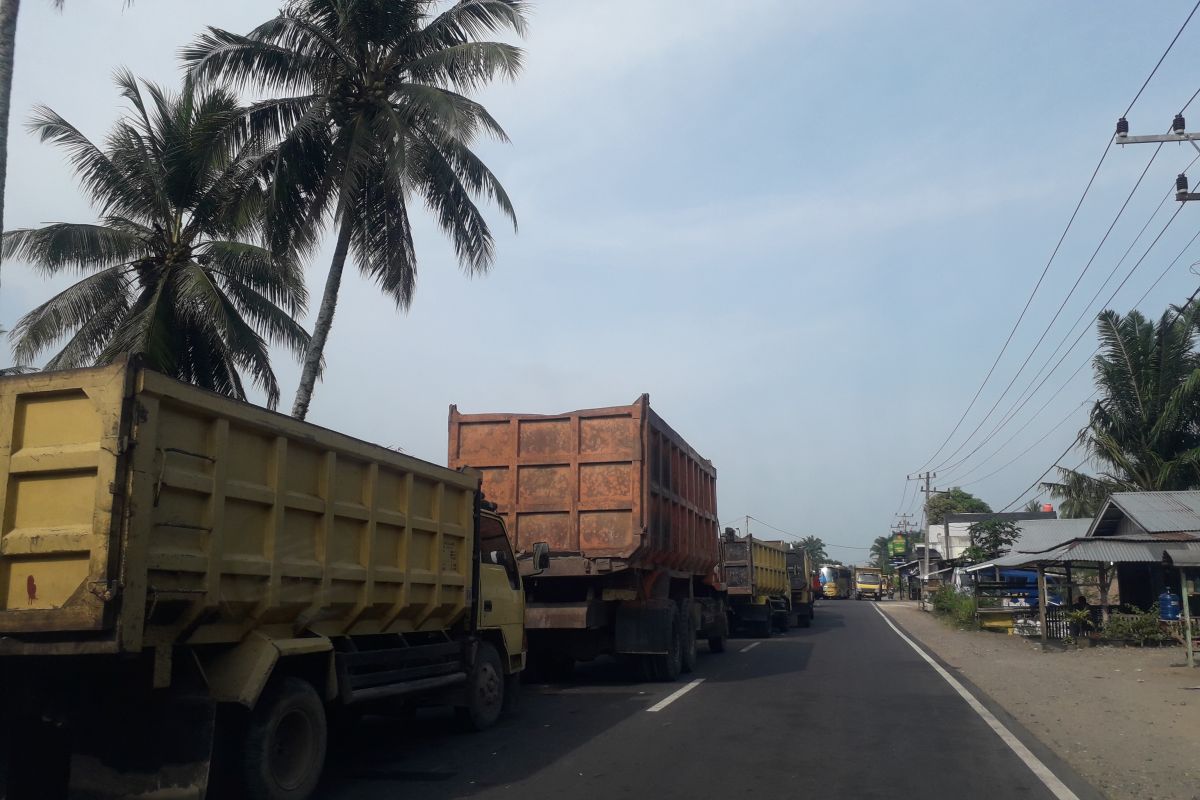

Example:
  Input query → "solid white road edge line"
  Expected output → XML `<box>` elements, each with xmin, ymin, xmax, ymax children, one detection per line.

<box><xmin>739</xmin><ymin>641</ymin><xmax>761</xmax><ymax>653</ymax></box>
<box><xmin>646</xmin><ymin>678</ymin><xmax>704</xmax><ymax>712</ymax></box>
<box><xmin>872</xmin><ymin>605</ymin><xmax>1080</xmax><ymax>800</ymax></box>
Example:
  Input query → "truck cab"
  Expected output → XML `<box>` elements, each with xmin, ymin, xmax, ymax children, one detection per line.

<box><xmin>854</xmin><ymin>568</ymin><xmax>883</xmax><ymax>600</ymax></box>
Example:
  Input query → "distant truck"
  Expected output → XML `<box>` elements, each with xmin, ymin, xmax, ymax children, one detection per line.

<box><xmin>820</xmin><ymin>564</ymin><xmax>852</xmax><ymax>599</ymax></box>
<box><xmin>786</xmin><ymin>548</ymin><xmax>816</xmax><ymax>627</ymax></box>
<box><xmin>854</xmin><ymin>566</ymin><xmax>884</xmax><ymax>600</ymax></box>
<box><xmin>0</xmin><ymin>363</ymin><xmax>532</xmax><ymax>800</ymax></box>
<box><xmin>720</xmin><ymin>531</ymin><xmax>791</xmax><ymax>636</ymax></box>
<box><xmin>448</xmin><ymin>395</ymin><xmax>727</xmax><ymax>682</ymax></box>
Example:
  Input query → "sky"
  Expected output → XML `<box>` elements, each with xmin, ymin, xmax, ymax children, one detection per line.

<box><xmin>3</xmin><ymin>1</ymin><xmax>1200</xmax><ymax>561</ymax></box>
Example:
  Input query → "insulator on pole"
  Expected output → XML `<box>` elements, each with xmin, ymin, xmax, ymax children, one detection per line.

<box><xmin>1174</xmin><ymin>113</ymin><xmax>1187</xmax><ymax>134</ymax></box>
<box><xmin>1178</xmin><ymin>173</ymin><xmax>1190</xmax><ymax>200</ymax></box>
<box><xmin>1116</xmin><ymin>117</ymin><xmax>1129</xmax><ymax>138</ymax></box>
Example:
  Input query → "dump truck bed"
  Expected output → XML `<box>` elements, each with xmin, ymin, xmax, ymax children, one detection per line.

<box><xmin>721</xmin><ymin>535</ymin><xmax>789</xmax><ymax>597</ymax></box>
<box><xmin>0</xmin><ymin>363</ymin><xmax>477</xmax><ymax>654</ymax></box>
<box><xmin>448</xmin><ymin>395</ymin><xmax>718</xmax><ymax>576</ymax></box>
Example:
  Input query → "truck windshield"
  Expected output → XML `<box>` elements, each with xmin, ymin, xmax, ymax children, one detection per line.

<box><xmin>858</xmin><ymin>575</ymin><xmax>880</xmax><ymax>584</ymax></box>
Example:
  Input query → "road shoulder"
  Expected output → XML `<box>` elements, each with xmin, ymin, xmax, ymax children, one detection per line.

<box><xmin>876</xmin><ymin>602</ymin><xmax>1134</xmax><ymax>800</ymax></box>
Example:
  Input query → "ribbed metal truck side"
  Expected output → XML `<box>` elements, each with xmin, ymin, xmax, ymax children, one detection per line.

<box><xmin>0</xmin><ymin>363</ymin><xmax>531</xmax><ymax>800</ymax></box>
<box><xmin>720</xmin><ymin>531</ymin><xmax>791</xmax><ymax>636</ymax></box>
<box><xmin>448</xmin><ymin>395</ymin><xmax>726</xmax><ymax>682</ymax></box>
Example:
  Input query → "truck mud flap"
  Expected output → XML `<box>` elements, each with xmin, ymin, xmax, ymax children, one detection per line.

<box><xmin>615</xmin><ymin>599</ymin><xmax>675</xmax><ymax>655</ymax></box>
<box><xmin>66</xmin><ymin>694</ymin><xmax>215</xmax><ymax>800</ymax></box>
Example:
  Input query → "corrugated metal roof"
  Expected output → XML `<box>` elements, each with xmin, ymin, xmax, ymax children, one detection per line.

<box><xmin>1012</xmin><ymin>519</ymin><xmax>1091</xmax><ymax>552</ymax></box>
<box><xmin>1105</xmin><ymin>491</ymin><xmax>1200</xmax><ymax>534</ymax></box>
<box><xmin>981</xmin><ymin>537</ymin><xmax>1200</xmax><ymax>568</ymax></box>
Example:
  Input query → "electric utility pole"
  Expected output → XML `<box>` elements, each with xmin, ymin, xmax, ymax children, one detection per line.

<box><xmin>910</xmin><ymin>471</ymin><xmax>942</xmax><ymax>604</ymax></box>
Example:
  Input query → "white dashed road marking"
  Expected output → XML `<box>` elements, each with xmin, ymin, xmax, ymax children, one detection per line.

<box><xmin>739</xmin><ymin>642</ymin><xmax>761</xmax><ymax>653</ymax></box>
<box><xmin>646</xmin><ymin>678</ymin><xmax>705</xmax><ymax>712</ymax></box>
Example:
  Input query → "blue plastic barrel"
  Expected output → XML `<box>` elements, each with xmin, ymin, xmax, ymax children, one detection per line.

<box><xmin>1160</xmin><ymin>589</ymin><xmax>1182</xmax><ymax>621</ymax></box>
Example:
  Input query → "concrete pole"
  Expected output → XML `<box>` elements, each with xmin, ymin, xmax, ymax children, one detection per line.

<box><xmin>1099</xmin><ymin>564</ymin><xmax>1110</xmax><ymax>627</ymax></box>
<box><xmin>1037</xmin><ymin>565</ymin><xmax>1048</xmax><ymax>644</ymax></box>
<box><xmin>1182</xmin><ymin>570</ymin><xmax>1194</xmax><ymax>669</ymax></box>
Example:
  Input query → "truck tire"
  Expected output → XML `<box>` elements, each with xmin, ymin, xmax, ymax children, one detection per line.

<box><xmin>797</xmin><ymin>608</ymin><xmax>812</xmax><ymax>628</ymax></box>
<box><xmin>242</xmin><ymin>677</ymin><xmax>327</xmax><ymax>800</ymax></box>
<box><xmin>647</xmin><ymin>606</ymin><xmax>683</xmax><ymax>681</ymax></box>
<box><xmin>679</xmin><ymin>601</ymin><xmax>697</xmax><ymax>674</ymax></box>
<box><xmin>457</xmin><ymin>642</ymin><xmax>505</xmax><ymax>731</ymax></box>
<box><xmin>707</xmin><ymin>633</ymin><xmax>727</xmax><ymax>653</ymax></box>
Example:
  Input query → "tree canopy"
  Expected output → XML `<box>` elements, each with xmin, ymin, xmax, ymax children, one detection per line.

<box><xmin>963</xmin><ymin>519</ymin><xmax>1020</xmax><ymax>563</ymax></box>
<box><xmin>184</xmin><ymin>0</ymin><xmax>524</xmax><ymax>418</ymax></box>
<box><xmin>795</xmin><ymin>535</ymin><xmax>829</xmax><ymax>566</ymax></box>
<box><xmin>924</xmin><ymin>487</ymin><xmax>992</xmax><ymax>526</ymax></box>
<box><xmin>1043</xmin><ymin>306</ymin><xmax>1200</xmax><ymax>518</ymax></box>
<box><xmin>3</xmin><ymin>73</ymin><xmax>310</xmax><ymax>406</ymax></box>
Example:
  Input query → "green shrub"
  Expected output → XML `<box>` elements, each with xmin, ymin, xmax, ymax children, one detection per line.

<box><xmin>1101</xmin><ymin>604</ymin><xmax>1167</xmax><ymax>644</ymax></box>
<box><xmin>931</xmin><ymin>585</ymin><xmax>977</xmax><ymax>628</ymax></box>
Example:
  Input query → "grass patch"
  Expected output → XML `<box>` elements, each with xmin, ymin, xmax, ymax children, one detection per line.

<box><xmin>930</xmin><ymin>585</ymin><xmax>977</xmax><ymax>629</ymax></box>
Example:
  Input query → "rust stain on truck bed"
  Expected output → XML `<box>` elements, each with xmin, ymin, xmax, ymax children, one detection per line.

<box><xmin>448</xmin><ymin>395</ymin><xmax>719</xmax><ymax>577</ymax></box>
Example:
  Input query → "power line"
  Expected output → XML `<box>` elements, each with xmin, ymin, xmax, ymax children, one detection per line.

<box><xmin>999</xmin><ymin>443</ymin><xmax>1082</xmax><ymax>512</ymax></box>
<box><xmin>914</xmin><ymin>5</ymin><xmax>1200</xmax><ymax>475</ymax></box>
<box><xmin>1122</xmin><ymin>0</ymin><xmax>1200</xmax><ymax>118</ymax></box>
<box><xmin>936</xmin><ymin>167</ymin><xmax>1194</xmax><ymax>482</ymax></box>
<box><xmin>956</xmin><ymin>398</ymin><xmax>1092</xmax><ymax>489</ymax></box>
<box><xmin>929</xmin><ymin>144</ymin><xmax>1165</xmax><ymax>474</ymax></box>
<box><xmin>743</xmin><ymin>515</ymin><xmax>870</xmax><ymax>549</ymax></box>
<box><xmin>912</xmin><ymin>139</ymin><xmax>1112</xmax><ymax>473</ymax></box>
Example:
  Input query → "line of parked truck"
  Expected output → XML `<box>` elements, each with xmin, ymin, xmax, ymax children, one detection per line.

<box><xmin>0</xmin><ymin>363</ymin><xmax>819</xmax><ymax>799</ymax></box>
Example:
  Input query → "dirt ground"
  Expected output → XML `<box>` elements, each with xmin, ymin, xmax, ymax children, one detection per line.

<box><xmin>879</xmin><ymin>600</ymin><xmax>1200</xmax><ymax>800</ymax></box>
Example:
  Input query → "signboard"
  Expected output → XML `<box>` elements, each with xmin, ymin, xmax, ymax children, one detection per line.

<box><xmin>888</xmin><ymin>534</ymin><xmax>907</xmax><ymax>556</ymax></box>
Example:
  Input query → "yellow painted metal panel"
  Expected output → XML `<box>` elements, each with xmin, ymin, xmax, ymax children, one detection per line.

<box><xmin>0</xmin><ymin>362</ymin><xmax>480</xmax><ymax>651</ymax></box>
<box><xmin>749</xmin><ymin>538</ymin><xmax>789</xmax><ymax>597</ymax></box>
<box><xmin>0</xmin><ymin>366</ymin><xmax>129</xmax><ymax>633</ymax></box>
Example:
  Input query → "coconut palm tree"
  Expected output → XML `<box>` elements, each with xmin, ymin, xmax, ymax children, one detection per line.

<box><xmin>184</xmin><ymin>0</ymin><xmax>524</xmax><ymax>419</ymax></box>
<box><xmin>1043</xmin><ymin>305</ymin><xmax>1200</xmax><ymax>516</ymax></box>
<box><xmin>3</xmin><ymin>71</ymin><xmax>310</xmax><ymax>406</ymax></box>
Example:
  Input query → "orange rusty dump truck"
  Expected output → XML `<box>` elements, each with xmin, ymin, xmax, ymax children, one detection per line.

<box><xmin>0</xmin><ymin>363</ymin><xmax>534</xmax><ymax>800</ymax></box>
<box><xmin>448</xmin><ymin>395</ymin><xmax>727</xmax><ymax>681</ymax></box>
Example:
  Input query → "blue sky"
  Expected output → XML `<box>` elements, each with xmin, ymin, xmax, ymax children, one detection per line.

<box><xmin>3</xmin><ymin>1</ymin><xmax>1200</xmax><ymax>560</ymax></box>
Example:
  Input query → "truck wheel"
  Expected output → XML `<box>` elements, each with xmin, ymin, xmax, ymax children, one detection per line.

<box><xmin>707</xmin><ymin>633</ymin><xmax>727</xmax><ymax>653</ymax></box>
<box><xmin>679</xmin><ymin>602</ymin><xmax>697</xmax><ymax>674</ymax></box>
<box><xmin>242</xmin><ymin>677</ymin><xmax>327</xmax><ymax>800</ymax></box>
<box><xmin>797</xmin><ymin>609</ymin><xmax>812</xmax><ymax>628</ymax></box>
<box><xmin>457</xmin><ymin>642</ymin><xmax>505</xmax><ymax>731</ymax></box>
<box><xmin>648</xmin><ymin>606</ymin><xmax>683</xmax><ymax>681</ymax></box>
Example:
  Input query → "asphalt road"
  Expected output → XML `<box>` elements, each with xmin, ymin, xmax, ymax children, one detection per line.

<box><xmin>319</xmin><ymin>599</ymin><xmax>1100</xmax><ymax>800</ymax></box>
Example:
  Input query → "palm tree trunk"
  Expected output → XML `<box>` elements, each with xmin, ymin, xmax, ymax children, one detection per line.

<box><xmin>0</xmin><ymin>0</ymin><xmax>19</xmax><ymax>278</ymax></box>
<box><xmin>291</xmin><ymin>206</ymin><xmax>353</xmax><ymax>420</ymax></box>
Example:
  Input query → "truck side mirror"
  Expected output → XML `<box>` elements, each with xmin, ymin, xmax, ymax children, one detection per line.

<box><xmin>531</xmin><ymin>542</ymin><xmax>551</xmax><ymax>574</ymax></box>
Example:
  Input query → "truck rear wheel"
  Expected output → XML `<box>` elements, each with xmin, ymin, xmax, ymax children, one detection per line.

<box><xmin>707</xmin><ymin>633</ymin><xmax>727</xmax><ymax>653</ymax></box>
<box><xmin>646</xmin><ymin>606</ymin><xmax>683</xmax><ymax>682</ymax></box>
<box><xmin>457</xmin><ymin>642</ymin><xmax>505</xmax><ymax>731</ymax></box>
<box><xmin>242</xmin><ymin>677</ymin><xmax>327</xmax><ymax>800</ymax></box>
<box><xmin>679</xmin><ymin>601</ymin><xmax>697</xmax><ymax>674</ymax></box>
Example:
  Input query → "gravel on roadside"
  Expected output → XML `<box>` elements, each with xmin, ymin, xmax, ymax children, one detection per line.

<box><xmin>879</xmin><ymin>600</ymin><xmax>1200</xmax><ymax>800</ymax></box>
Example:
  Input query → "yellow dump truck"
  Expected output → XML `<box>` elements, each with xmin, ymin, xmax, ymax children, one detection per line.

<box><xmin>0</xmin><ymin>363</ymin><xmax>537</xmax><ymax>799</ymax></box>
<box><xmin>854</xmin><ymin>565</ymin><xmax>884</xmax><ymax>600</ymax></box>
<box><xmin>720</xmin><ymin>530</ymin><xmax>790</xmax><ymax>636</ymax></box>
